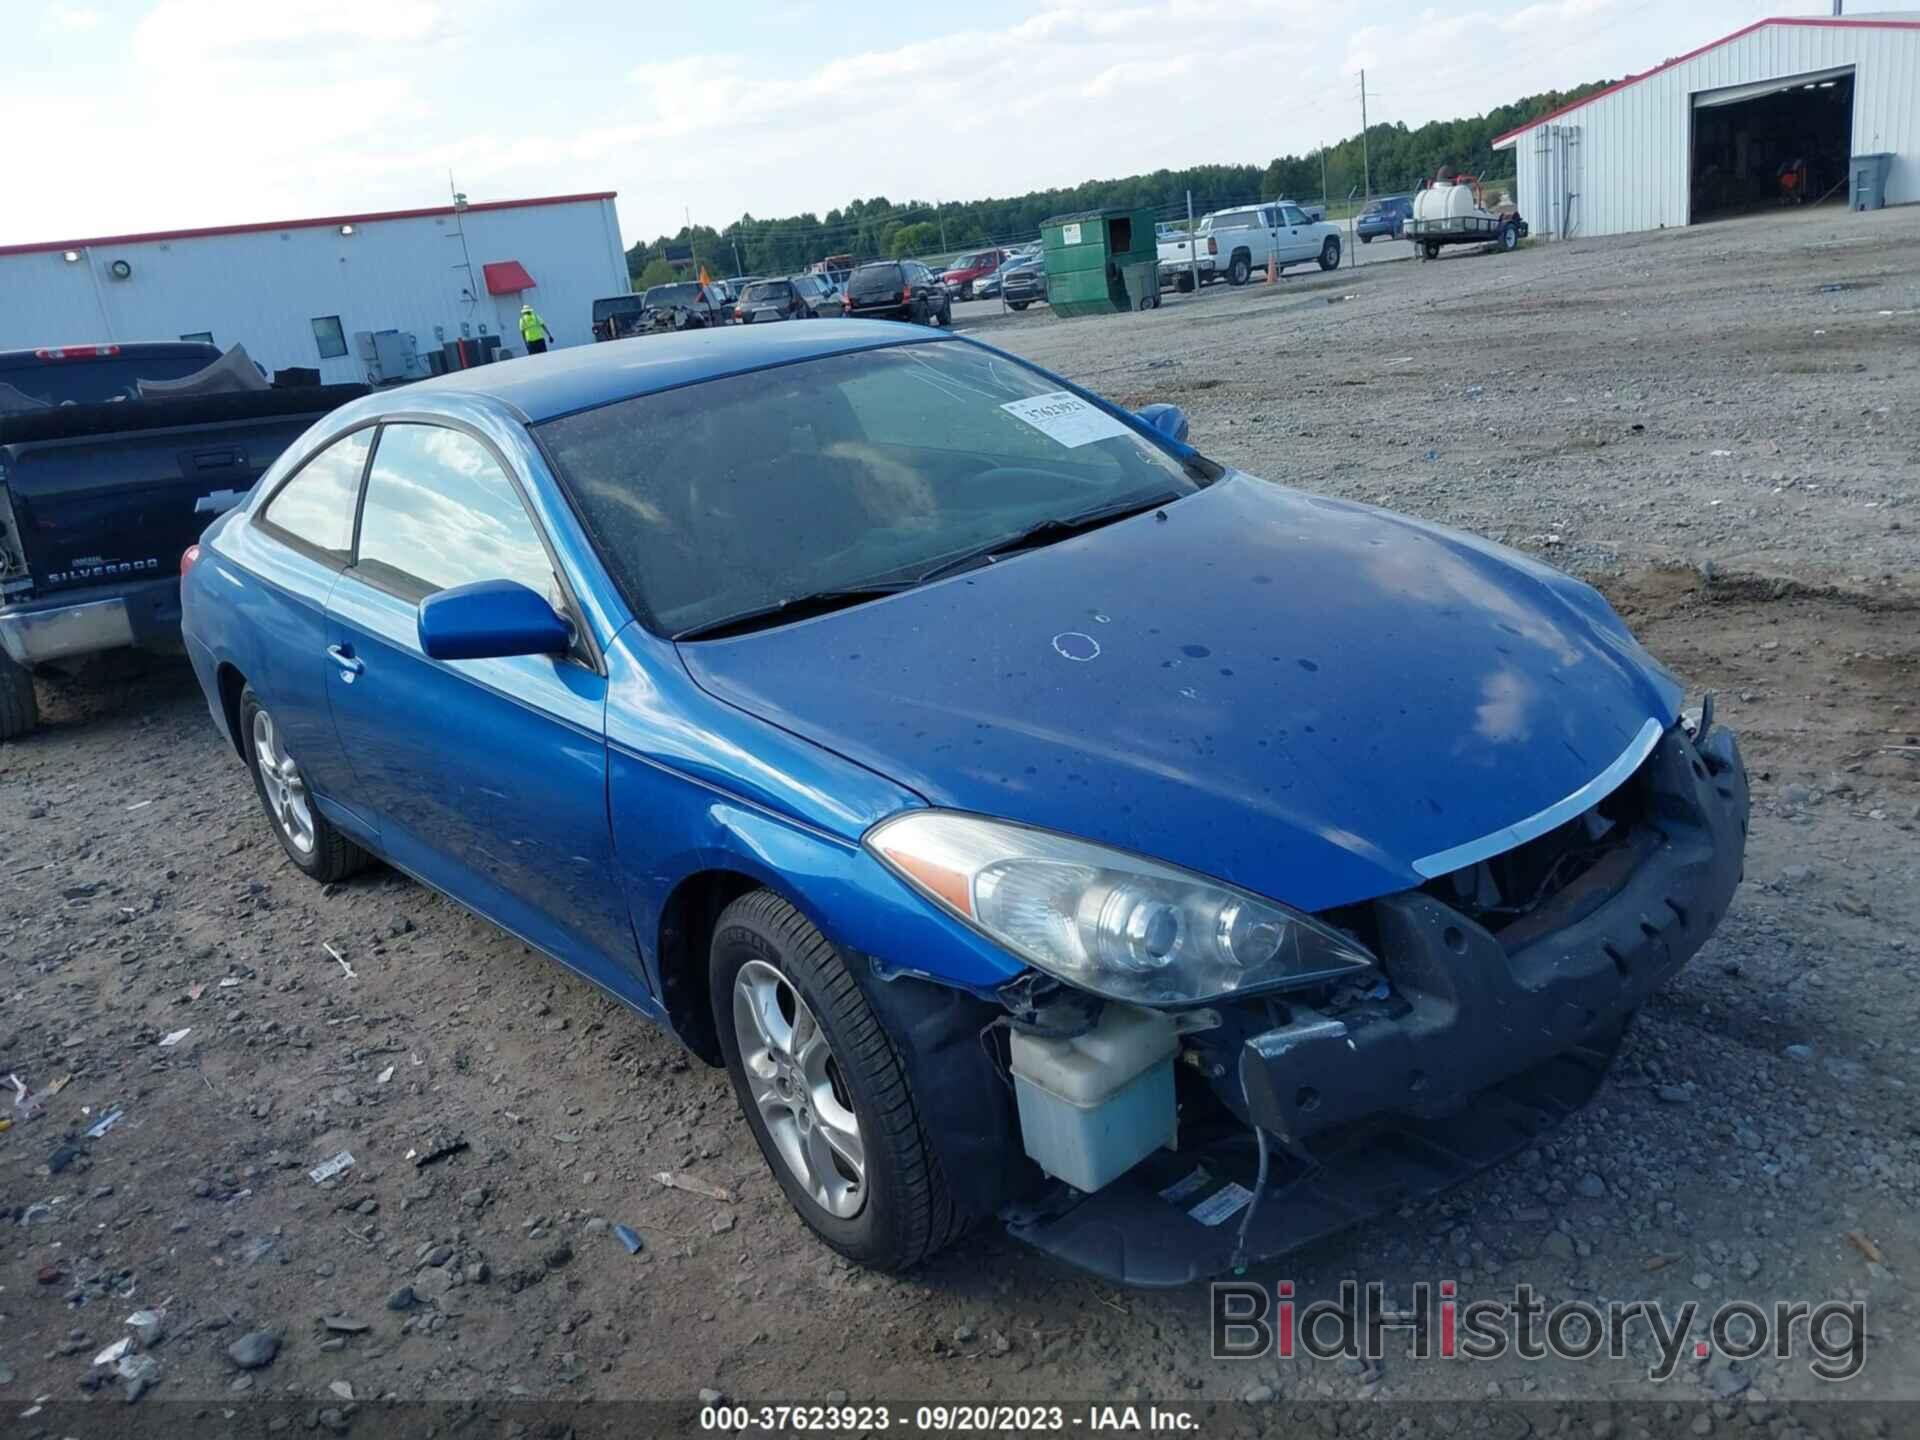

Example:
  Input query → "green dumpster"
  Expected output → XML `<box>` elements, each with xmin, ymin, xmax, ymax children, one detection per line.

<box><xmin>1040</xmin><ymin>207</ymin><xmax>1160</xmax><ymax>317</ymax></box>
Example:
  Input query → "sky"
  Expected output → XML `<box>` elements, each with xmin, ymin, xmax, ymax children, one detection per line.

<box><xmin>5</xmin><ymin>0</ymin><xmax>1908</xmax><ymax>249</ymax></box>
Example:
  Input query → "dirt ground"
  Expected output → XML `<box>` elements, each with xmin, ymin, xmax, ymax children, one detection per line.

<box><xmin>3</xmin><ymin>205</ymin><xmax>1918</xmax><ymax>1434</ymax></box>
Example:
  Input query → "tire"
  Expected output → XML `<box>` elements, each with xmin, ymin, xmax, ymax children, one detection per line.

<box><xmin>1423</xmin><ymin>240</ymin><xmax>1442</xmax><ymax>260</ymax></box>
<box><xmin>1499</xmin><ymin>220</ymin><xmax>1520</xmax><ymax>252</ymax></box>
<box><xmin>1227</xmin><ymin>254</ymin><xmax>1251</xmax><ymax>286</ymax></box>
<box><xmin>0</xmin><ymin>653</ymin><xmax>38</xmax><ymax>742</ymax></box>
<box><xmin>939</xmin><ymin>302</ymin><xmax>953</xmax><ymax>326</ymax></box>
<box><xmin>1009</xmin><ymin>301</ymin><xmax>1029</xmax><ymax>311</ymax></box>
<box><xmin>1175</xmin><ymin>273</ymin><xmax>1194</xmax><ymax>293</ymax></box>
<box><xmin>712</xmin><ymin>889</ymin><xmax>963</xmax><ymax>1272</ymax></box>
<box><xmin>1319</xmin><ymin>236</ymin><xmax>1341</xmax><ymax>271</ymax></box>
<box><xmin>239</xmin><ymin>684</ymin><xmax>369</xmax><ymax>883</ymax></box>
<box><xmin>1361</xmin><ymin>234</ymin><xmax>1372</xmax><ymax>244</ymax></box>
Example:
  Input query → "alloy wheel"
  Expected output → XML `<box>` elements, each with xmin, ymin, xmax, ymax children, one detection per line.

<box><xmin>732</xmin><ymin>958</ymin><xmax>866</xmax><ymax>1218</ymax></box>
<box><xmin>252</xmin><ymin>707</ymin><xmax>315</xmax><ymax>855</ymax></box>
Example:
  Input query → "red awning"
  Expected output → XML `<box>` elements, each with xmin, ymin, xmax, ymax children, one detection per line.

<box><xmin>482</xmin><ymin>260</ymin><xmax>536</xmax><ymax>295</ymax></box>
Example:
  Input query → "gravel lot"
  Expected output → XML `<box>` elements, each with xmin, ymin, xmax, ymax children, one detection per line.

<box><xmin>3</xmin><ymin>204</ymin><xmax>1917</xmax><ymax>1432</ymax></box>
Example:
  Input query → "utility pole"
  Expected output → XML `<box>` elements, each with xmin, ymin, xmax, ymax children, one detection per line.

<box><xmin>937</xmin><ymin>203</ymin><xmax>948</xmax><ymax>254</ymax></box>
<box><xmin>1186</xmin><ymin>189</ymin><xmax>1199</xmax><ymax>295</ymax></box>
<box><xmin>1319</xmin><ymin>145</ymin><xmax>1329</xmax><ymax>211</ymax></box>
<box><xmin>1359</xmin><ymin>71</ymin><xmax>1373</xmax><ymax>201</ymax></box>
<box><xmin>731</xmin><ymin>240</ymin><xmax>743</xmax><ymax>278</ymax></box>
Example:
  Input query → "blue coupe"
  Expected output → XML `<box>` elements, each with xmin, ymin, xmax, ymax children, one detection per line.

<box><xmin>181</xmin><ymin>322</ymin><xmax>1748</xmax><ymax>1285</ymax></box>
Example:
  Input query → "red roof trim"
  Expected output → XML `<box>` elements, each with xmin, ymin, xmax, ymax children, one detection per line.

<box><xmin>1491</xmin><ymin>17</ymin><xmax>1920</xmax><ymax>146</ymax></box>
<box><xmin>482</xmin><ymin>260</ymin><xmax>538</xmax><ymax>295</ymax></box>
<box><xmin>0</xmin><ymin>191</ymin><xmax>617</xmax><ymax>260</ymax></box>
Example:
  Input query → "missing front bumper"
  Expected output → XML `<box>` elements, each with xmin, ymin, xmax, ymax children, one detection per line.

<box><xmin>1005</xmin><ymin>722</ymin><xmax>1749</xmax><ymax>1286</ymax></box>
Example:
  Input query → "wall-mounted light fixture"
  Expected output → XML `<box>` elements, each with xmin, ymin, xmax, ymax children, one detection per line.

<box><xmin>62</xmin><ymin>250</ymin><xmax>81</xmax><ymax>263</ymax></box>
<box><xmin>339</xmin><ymin>224</ymin><xmax>356</xmax><ymax>236</ymax></box>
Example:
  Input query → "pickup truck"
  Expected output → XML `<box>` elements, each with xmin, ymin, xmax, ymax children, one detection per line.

<box><xmin>0</xmin><ymin>343</ymin><xmax>365</xmax><ymax>739</ymax></box>
<box><xmin>1157</xmin><ymin>202</ymin><xmax>1343</xmax><ymax>290</ymax></box>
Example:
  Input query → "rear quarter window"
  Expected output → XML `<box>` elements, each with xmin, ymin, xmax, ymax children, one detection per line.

<box><xmin>260</xmin><ymin>429</ymin><xmax>373</xmax><ymax>559</ymax></box>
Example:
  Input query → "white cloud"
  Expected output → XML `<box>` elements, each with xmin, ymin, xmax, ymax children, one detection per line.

<box><xmin>45</xmin><ymin>4</ymin><xmax>104</xmax><ymax>31</ymax></box>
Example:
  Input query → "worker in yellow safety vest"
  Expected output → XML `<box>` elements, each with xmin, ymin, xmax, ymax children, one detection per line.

<box><xmin>519</xmin><ymin>304</ymin><xmax>552</xmax><ymax>355</ymax></box>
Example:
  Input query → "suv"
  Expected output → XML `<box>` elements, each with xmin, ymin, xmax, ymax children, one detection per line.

<box><xmin>735</xmin><ymin>277</ymin><xmax>828</xmax><ymax>324</ymax></box>
<box><xmin>842</xmin><ymin>261</ymin><xmax>952</xmax><ymax>325</ymax></box>
<box><xmin>939</xmin><ymin>248</ymin><xmax>1008</xmax><ymax>301</ymax></box>
<box><xmin>1357</xmin><ymin>195</ymin><xmax>1414</xmax><ymax>242</ymax></box>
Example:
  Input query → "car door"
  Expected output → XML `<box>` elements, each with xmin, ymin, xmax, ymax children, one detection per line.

<box><xmin>323</xmin><ymin>419</ymin><xmax>633</xmax><ymax>977</ymax></box>
<box><xmin>246</xmin><ymin>426</ymin><xmax>377</xmax><ymax>836</ymax></box>
<box><xmin>1281</xmin><ymin>205</ymin><xmax>1317</xmax><ymax>260</ymax></box>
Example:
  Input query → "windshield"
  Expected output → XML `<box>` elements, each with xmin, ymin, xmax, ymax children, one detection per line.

<box><xmin>538</xmin><ymin>341</ymin><xmax>1201</xmax><ymax>637</ymax></box>
<box><xmin>742</xmin><ymin>282</ymin><xmax>789</xmax><ymax>302</ymax></box>
<box><xmin>644</xmin><ymin>284</ymin><xmax>704</xmax><ymax>307</ymax></box>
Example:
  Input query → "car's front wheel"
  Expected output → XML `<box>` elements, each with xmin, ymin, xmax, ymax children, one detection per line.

<box><xmin>241</xmin><ymin>684</ymin><xmax>369</xmax><ymax>882</ymax></box>
<box><xmin>1319</xmin><ymin>236</ymin><xmax>1341</xmax><ymax>270</ymax></box>
<box><xmin>712</xmin><ymin>889</ymin><xmax>962</xmax><ymax>1272</ymax></box>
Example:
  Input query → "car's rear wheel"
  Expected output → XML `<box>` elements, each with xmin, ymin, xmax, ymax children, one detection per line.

<box><xmin>939</xmin><ymin>301</ymin><xmax>953</xmax><ymax>325</ymax></box>
<box><xmin>1175</xmin><ymin>273</ymin><xmax>1194</xmax><ymax>293</ymax></box>
<box><xmin>0</xmin><ymin>654</ymin><xmax>38</xmax><ymax>742</ymax></box>
<box><xmin>711</xmin><ymin>889</ymin><xmax>963</xmax><ymax>1272</ymax></box>
<box><xmin>1009</xmin><ymin>300</ymin><xmax>1029</xmax><ymax>311</ymax></box>
<box><xmin>1227</xmin><ymin>254</ymin><xmax>1251</xmax><ymax>286</ymax></box>
<box><xmin>1361</xmin><ymin>234</ymin><xmax>1372</xmax><ymax>244</ymax></box>
<box><xmin>1319</xmin><ymin>236</ymin><xmax>1341</xmax><ymax>270</ymax></box>
<box><xmin>240</xmin><ymin>684</ymin><xmax>369</xmax><ymax>882</ymax></box>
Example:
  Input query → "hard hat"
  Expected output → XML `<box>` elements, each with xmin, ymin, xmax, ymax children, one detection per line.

<box><xmin>521</xmin><ymin>303</ymin><xmax>533</xmax><ymax>312</ymax></box>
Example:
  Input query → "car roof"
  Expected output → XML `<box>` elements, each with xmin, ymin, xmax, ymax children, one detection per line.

<box><xmin>400</xmin><ymin>320</ymin><xmax>951</xmax><ymax>423</ymax></box>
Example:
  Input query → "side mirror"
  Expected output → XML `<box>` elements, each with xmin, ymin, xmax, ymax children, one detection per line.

<box><xmin>418</xmin><ymin>579</ymin><xmax>572</xmax><ymax>661</ymax></box>
<box><xmin>1136</xmin><ymin>403</ymin><xmax>1191</xmax><ymax>445</ymax></box>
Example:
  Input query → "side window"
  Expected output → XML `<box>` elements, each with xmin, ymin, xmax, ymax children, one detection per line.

<box><xmin>261</xmin><ymin>429</ymin><xmax>372</xmax><ymax>559</ymax></box>
<box><xmin>1282</xmin><ymin>205</ymin><xmax>1309</xmax><ymax>227</ymax></box>
<box><xmin>353</xmin><ymin>424</ymin><xmax>557</xmax><ymax>603</ymax></box>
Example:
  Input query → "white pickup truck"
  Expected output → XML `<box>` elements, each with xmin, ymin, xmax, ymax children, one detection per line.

<box><xmin>1157</xmin><ymin>202</ymin><xmax>1343</xmax><ymax>290</ymax></box>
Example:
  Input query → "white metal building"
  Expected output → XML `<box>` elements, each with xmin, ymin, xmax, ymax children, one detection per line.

<box><xmin>0</xmin><ymin>192</ymin><xmax>628</xmax><ymax>385</ymax></box>
<box><xmin>1494</xmin><ymin>13</ymin><xmax>1920</xmax><ymax>239</ymax></box>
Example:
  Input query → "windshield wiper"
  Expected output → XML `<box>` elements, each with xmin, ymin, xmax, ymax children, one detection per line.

<box><xmin>914</xmin><ymin>492</ymin><xmax>1181</xmax><ymax>584</ymax></box>
<box><xmin>673</xmin><ymin>583</ymin><xmax>913</xmax><ymax>641</ymax></box>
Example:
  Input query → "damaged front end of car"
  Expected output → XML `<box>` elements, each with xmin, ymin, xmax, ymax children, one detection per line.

<box><xmin>990</xmin><ymin>714</ymin><xmax>1749</xmax><ymax>1287</ymax></box>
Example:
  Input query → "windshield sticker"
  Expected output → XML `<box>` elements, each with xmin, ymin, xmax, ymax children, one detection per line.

<box><xmin>1001</xmin><ymin>392</ymin><xmax>1133</xmax><ymax>449</ymax></box>
<box><xmin>1188</xmin><ymin>1182</ymin><xmax>1254</xmax><ymax>1227</ymax></box>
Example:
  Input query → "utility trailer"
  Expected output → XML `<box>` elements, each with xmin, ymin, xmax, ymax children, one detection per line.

<box><xmin>1406</xmin><ymin>172</ymin><xmax>1528</xmax><ymax>260</ymax></box>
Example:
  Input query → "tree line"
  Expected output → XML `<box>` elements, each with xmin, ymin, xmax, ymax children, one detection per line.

<box><xmin>625</xmin><ymin>78</ymin><xmax>1612</xmax><ymax>286</ymax></box>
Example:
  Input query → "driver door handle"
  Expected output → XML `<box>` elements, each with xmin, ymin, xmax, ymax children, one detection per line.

<box><xmin>327</xmin><ymin>644</ymin><xmax>364</xmax><ymax>679</ymax></box>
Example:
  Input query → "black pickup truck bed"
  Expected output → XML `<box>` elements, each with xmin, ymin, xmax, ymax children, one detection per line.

<box><xmin>0</xmin><ymin>344</ymin><xmax>364</xmax><ymax>739</ymax></box>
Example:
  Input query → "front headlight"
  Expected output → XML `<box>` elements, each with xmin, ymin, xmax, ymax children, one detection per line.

<box><xmin>866</xmin><ymin>812</ymin><xmax>1374</xmax><ymax>1007</ymax></box>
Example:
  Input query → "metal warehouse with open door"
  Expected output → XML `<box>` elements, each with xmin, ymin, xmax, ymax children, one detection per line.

<box><xmin>1493</xmin><ymin>13</ymin><xmax>1920</xmax><ymax>239</ymax></box>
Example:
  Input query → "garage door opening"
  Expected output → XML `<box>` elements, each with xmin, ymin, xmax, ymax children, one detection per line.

<box><xmin>1690</xmin><ymin>67</ymin><xmax>1854</xmax><ymax>223</ymax></box>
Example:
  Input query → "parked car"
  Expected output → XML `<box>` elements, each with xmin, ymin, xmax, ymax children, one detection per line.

<box><xmin>1356</xmin><ymin>194</ymin><xmax>1414</xmax><ymax>242</ymax></box>
<box><xmin>641</xmin><ymin>283</ymin><xmax>728</xmax><ymax>331</ymax></box>
<box><xmin>939</xmin><ymin>247</ymin><xmax>1009</xmax><ymax>300</ymax></box>
<box><xmin>180</xmin><ymin>322</ymin><xmax>1748</xmax><ymax>1285</ymax></box>
<box><xmin>976</xmin><ymin>247</ymin><xmax>1039</xmax><ymax>301</ymax></box>
<box><xmin>1155</xmin><ymin>203</ymin><xmax>1343</xmax><ymax>290</ymax></box>
<box><xmin>591</xmin><ymin>294</ymin><xmax>648</xmax><ymax>341</ymax></box>
<box><xmin>841</xmin><ymin>261</ymin><xmax>951</xmax><ymax>325</ymax></box>
<box><xmin>0</xmin><ymin>342</ymin><xmax>365</xmax><ymax>739</ymax></box>
<box><xmin>735</xmin><ymin>277</ymin><xmax>826</xmax><ymax>323</ymax></box>
<box><xmin>794</xmin><ymin>273</ymin><xmax>840</xmax><ymax>313</ymax></box>
<box><xmin>1000</xmin><ymin>253</ymin><xmax>1047</xmax><ymax>310</ymax></box>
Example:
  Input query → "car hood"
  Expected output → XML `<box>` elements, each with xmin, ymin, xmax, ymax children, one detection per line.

<box><xmin>678</xmin><ymin>475</ymin><xmax>1682</xmax><ymax>912</ymax></box>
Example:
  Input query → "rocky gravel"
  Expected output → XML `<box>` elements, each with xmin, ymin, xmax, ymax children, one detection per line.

<box><xmin>2</xmin><ymin>205</ymin><xmax>1917</xmax><ymax>1432</ymax></box>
